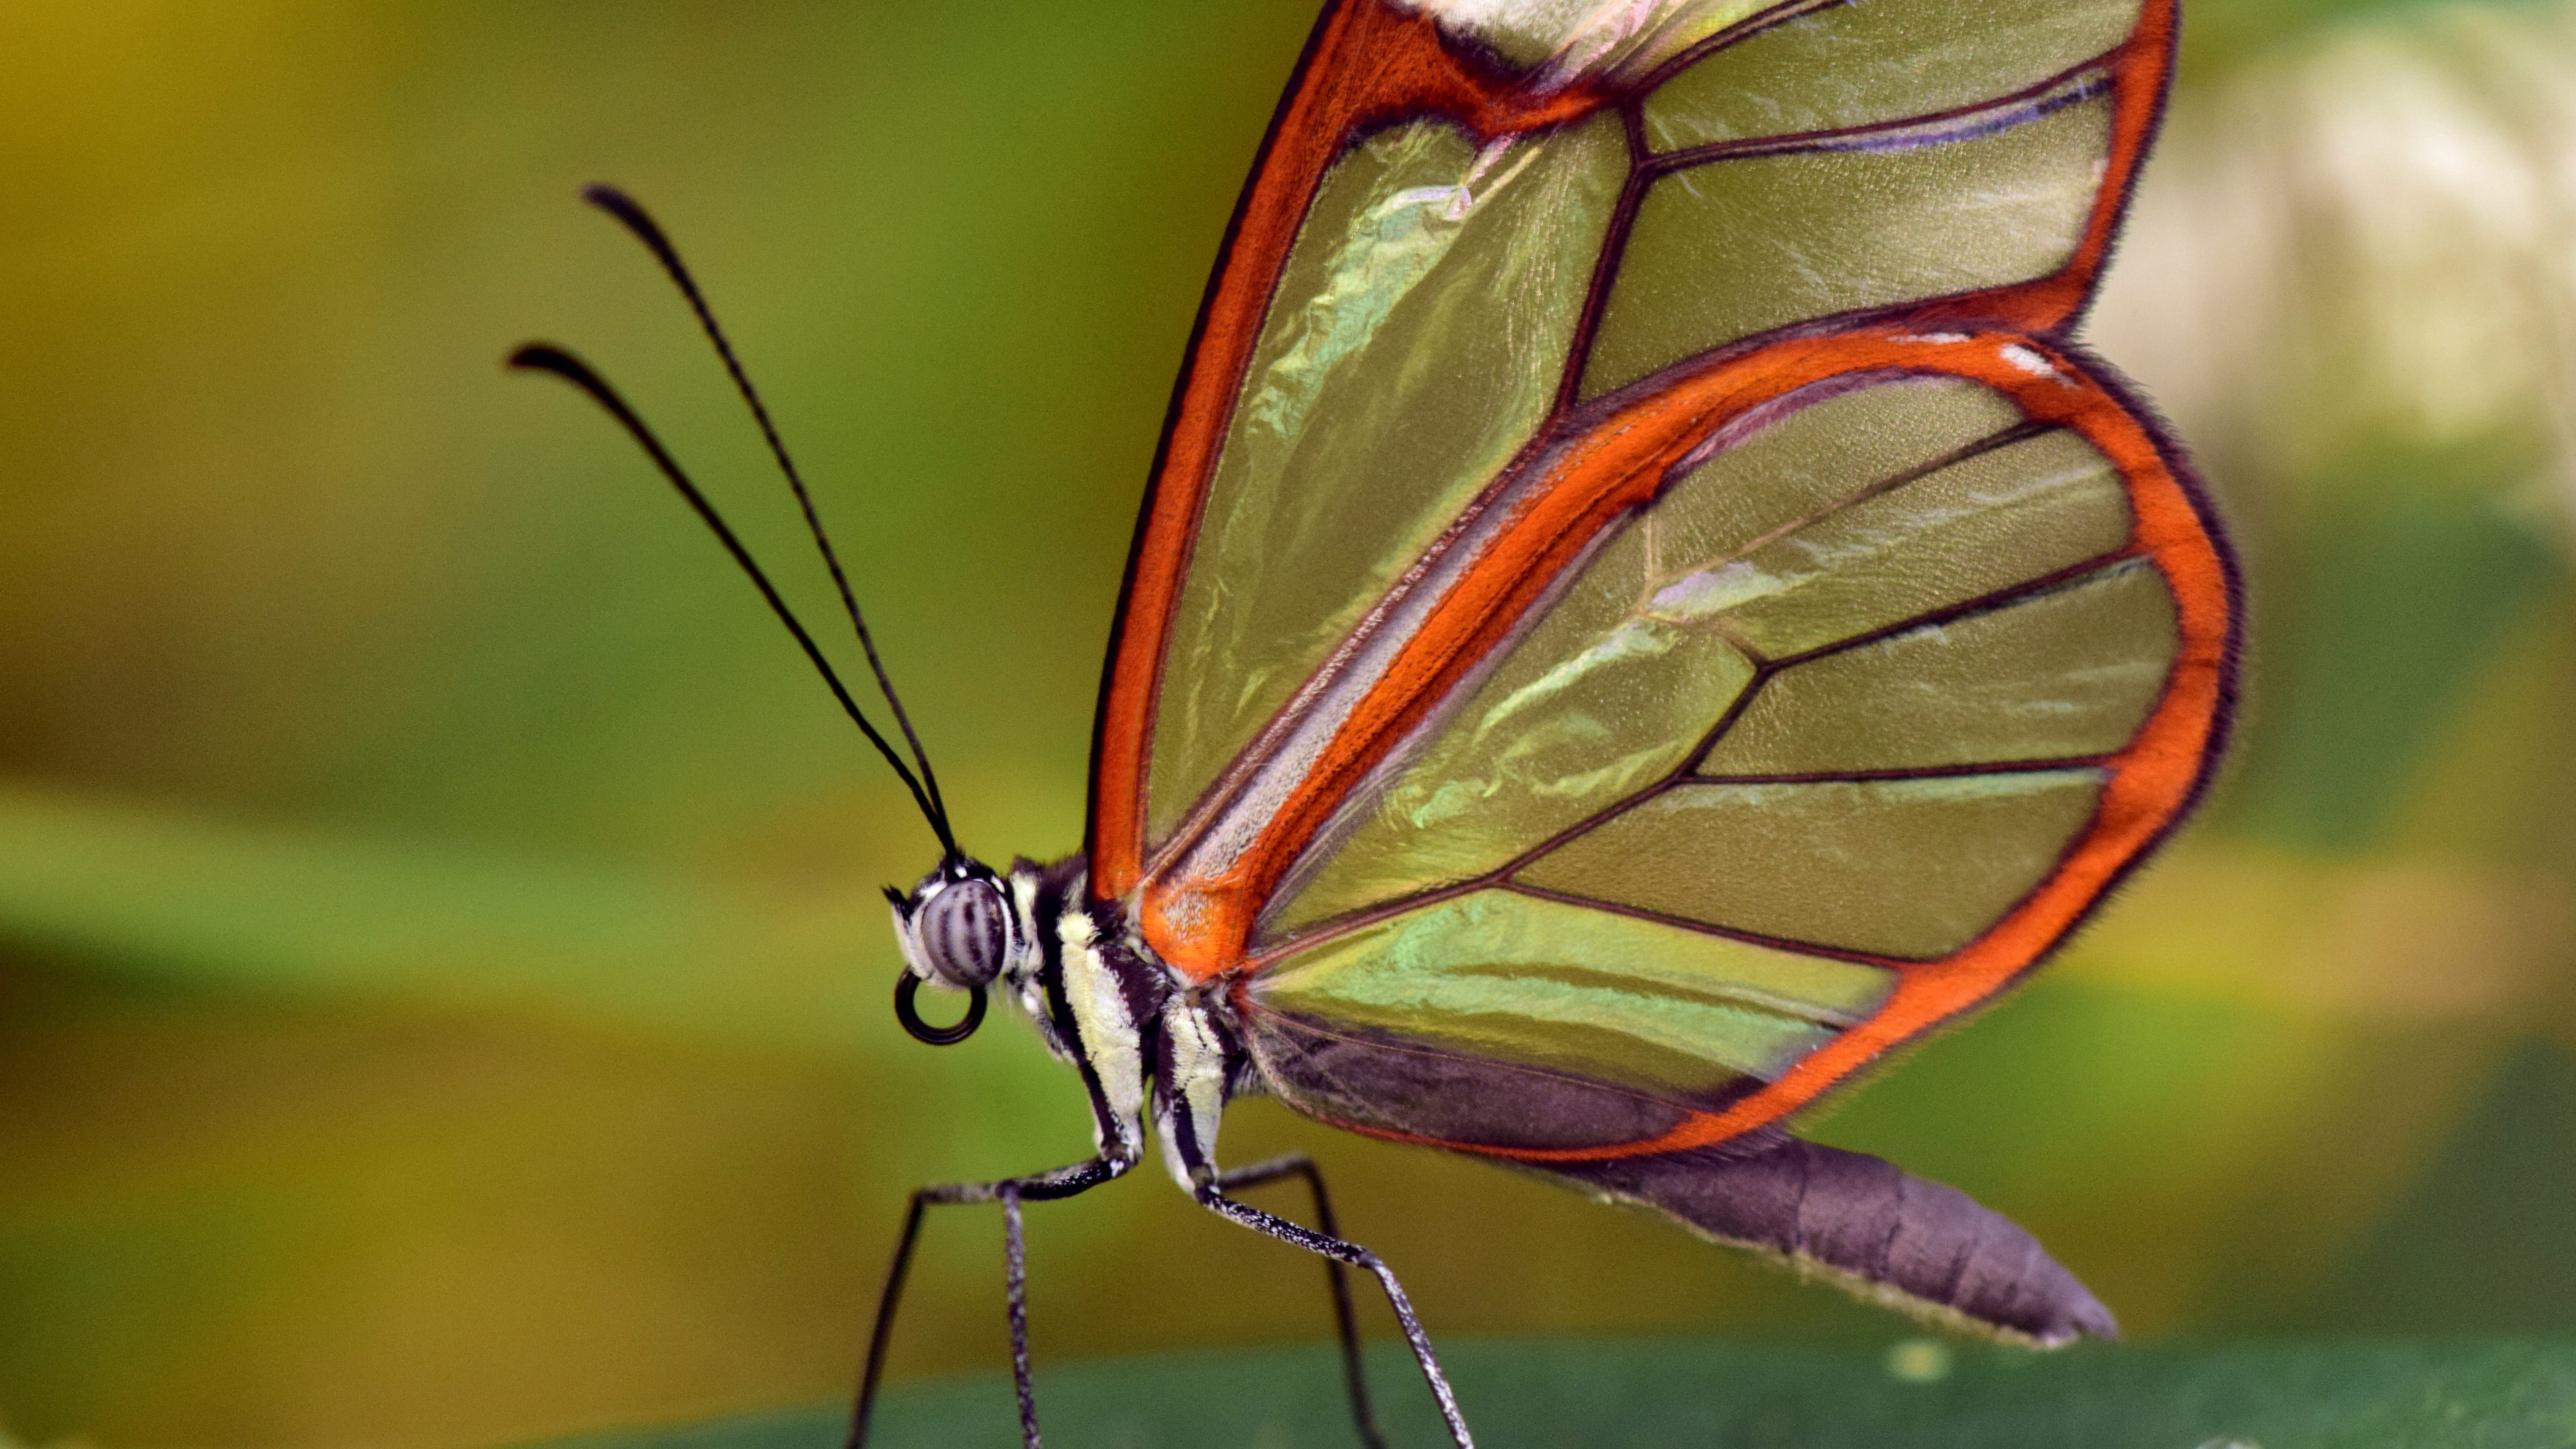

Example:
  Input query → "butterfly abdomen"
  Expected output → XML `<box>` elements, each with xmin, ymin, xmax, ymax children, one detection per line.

<box><xmin>1546</xmin><ymin>1134</ymin><xmax>2118</xmax><ymax>1348</ymax></box>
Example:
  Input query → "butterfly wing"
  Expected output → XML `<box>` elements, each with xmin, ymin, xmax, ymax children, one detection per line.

<box><xmin>1090</xmin><ymin>0</ymin><xmax>1618</xmax><ymax>900</ymax></box>
<box><xmin>1093</xmin><ymin>0</ymin><xmax>2226</xmax><ymax>1167</ymax></box>
<box><xmin>1241</xmin><ymin>336</ymin><xmax>2230</xmax><ymax>1140</ymax></box>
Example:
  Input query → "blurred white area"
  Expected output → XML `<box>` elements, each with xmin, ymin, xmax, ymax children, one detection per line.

<box><xmin>2093</xmin><ymin>0</ymin><xmax>2576</xmax><ymax>537</ymax></box>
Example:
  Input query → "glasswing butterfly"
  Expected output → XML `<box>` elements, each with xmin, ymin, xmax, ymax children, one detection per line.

<box><xmin>514</xmin><ymin>0</ymin><xmax>2237</xmax><ymax>1444</ymax></box>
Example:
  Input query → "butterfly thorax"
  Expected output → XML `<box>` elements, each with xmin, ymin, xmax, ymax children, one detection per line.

<box><xmin>891</xmin><ymin>853</ymin><xmax>1245</xmax><ymax>1192</ymax></box>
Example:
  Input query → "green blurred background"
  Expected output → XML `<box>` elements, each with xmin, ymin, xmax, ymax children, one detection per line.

<box><xmin>3</xmin><ymin>2</ymin><xmax>2571</xmax><ymax>1446</ymax></box>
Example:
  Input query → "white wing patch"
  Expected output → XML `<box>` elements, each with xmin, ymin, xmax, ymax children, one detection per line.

<box><xmin>1391</xmin><ymin>0</ymin><xmax>1776</xmax><ymax>87</ymax></box>
<box><xmin>1999</xmin><ymin>343</ymin><xmax>2065</xmax><ymax>381</ymax></box>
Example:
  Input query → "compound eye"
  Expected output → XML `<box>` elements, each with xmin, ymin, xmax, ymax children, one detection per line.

<box><xmin>918</xmin><ymin>876</ymin><xmax>1008</xmax><ymax>987</ymax></box>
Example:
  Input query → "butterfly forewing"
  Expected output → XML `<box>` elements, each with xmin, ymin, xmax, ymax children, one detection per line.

<box><xmin>1146</xmin><ymin>113</ymin><xmax>1627</xmax><ymax>848</ymax></box>
<box><xmin>1586</xmin><ymin>96</ymin><xmax>2107</xmax><ymax>398</ymax></box>
<box><xmin>1121</xmin><ymin>0</ymin><xmax>2169</xmax><ymax>879</ymax></box>
<box><xmin>1639</xmin><ymin>0</ymin><xmax>2143</xmax><ymax>148</ymax></box>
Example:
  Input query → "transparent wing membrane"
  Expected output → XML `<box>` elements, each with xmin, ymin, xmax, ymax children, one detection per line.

<box><xmin>1147</xmin><ymin>114</ymin><xmax>1627</xmax><ymax>844</ymax></box>
<box><xmin>1515</xmin><ymin>769</ymin><xmax>2108</xmax><ymax>959</ymax></box>
<box><xmin>1707</xmin><ymin>425</ymin><xmax>2134</xmax><ymax>657</ymax></box>
<box><xmin>1582</xmin><ymin>92</ymin><xmax>2114</xmax><ymax>398</ymax></box>
<box><xmin>1694</xmin><ymin>558</ymin><xmax>2178</xmax><ymax>776</ymax></box>
<box><xmin>1258</xmin><ymin>501</ymin><xmax>1764</xmax><ymax>937</ymax></box>
<box><xmin>1641</xmin><ymin>0</ymin><xmax>2141</xmax><ymax>150</ymax></box>
<box><xmin>1263</xmin><ymin>376</ymin><xmax>2149</xmax><ymax>940</ymax></box>
<box><xmin>1254</xmin><ymin>889</ymin><xmax>1895</xmax><ymax>1112</ymax></box>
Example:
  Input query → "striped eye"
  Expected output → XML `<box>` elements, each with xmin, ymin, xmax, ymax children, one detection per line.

<box><xmin>899</xmin><ymin>869</ymin><xmax>1012</xmax><ymax>989</ymax></box>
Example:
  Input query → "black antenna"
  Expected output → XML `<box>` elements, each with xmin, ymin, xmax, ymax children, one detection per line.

<box><xmin>576</xmin><ymin>186</ymin><xmax>954</xmax><ymax>843</ymax></box>
<box><xmin>507</xmin><ymin>342</ymin><xmax>959</xmax><ymax>861</ymax></box>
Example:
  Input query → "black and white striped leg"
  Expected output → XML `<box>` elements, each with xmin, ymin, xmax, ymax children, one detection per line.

<box><xmin>1193</xmin><ymin>1182</ymin><xmax>1474</xmax><ymax>1449</ymax></box>
<box><xmin>1000</xmin><ymin>1185</ymin><xmax>1038</xmax><ymax>1448</ymax></box>
<box><xmin>846</xmin><ymin>1153</ymin><xmax>1132</xmax><ymax>1449</ymax></box>
<box><xmin>1213</xmin><ymin>1155</ymin><xmax>1386</xmax><ymax>1449</ymax></box>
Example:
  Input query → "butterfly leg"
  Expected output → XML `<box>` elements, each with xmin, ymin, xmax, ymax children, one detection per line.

<box><xmin>847</xmin><ymin>1151</ymin><xmax>1134</xmax><ymax>1449</ymax></box>
<box><xmin>1192</xmin><ymin>1180</ymin><xmax>1474</xmax><ymax>1449</ymax></box>
<box><xmin>1000</xmin><ymin>1183</ymin><xmax>1037</xmax><ymax>1446</ymax></box>
<box><xmin>1212</xmin><ymin>1154</ymin><xmax>1386</xmax><ymax>1449</ymax></box>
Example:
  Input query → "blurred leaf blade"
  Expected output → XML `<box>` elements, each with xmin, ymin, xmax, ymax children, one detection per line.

<box><xmin>0</xmin><ymin>782</ymin><xmax>880</xmax><ymax>1046</ymax></box>
<box><xmin>544</xmin><ymin>1338</ymin><xmax>2576</xmax><ymax>1449</ymax></box>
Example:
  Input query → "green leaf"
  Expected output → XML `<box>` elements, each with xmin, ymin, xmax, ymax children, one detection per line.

<box><xmin>543</xmin><ymin>1338</ymin><xmax>2576</xmax><ymax>1449</ymax></box>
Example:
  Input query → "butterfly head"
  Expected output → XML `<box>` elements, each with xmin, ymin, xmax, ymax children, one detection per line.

<box><xmin>885</xmin><ymin>857</ymin><xmax>1019</xmax><ymax>1044</ymax></box>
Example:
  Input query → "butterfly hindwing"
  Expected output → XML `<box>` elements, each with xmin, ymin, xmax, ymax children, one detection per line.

<box><xmin>1238</xmin><ymin>335</ymin><xmax>2231</xmax><ymax>1161</ymax></box>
